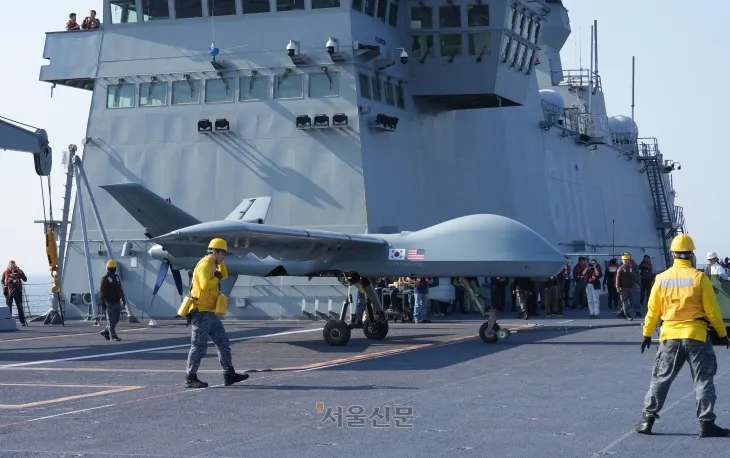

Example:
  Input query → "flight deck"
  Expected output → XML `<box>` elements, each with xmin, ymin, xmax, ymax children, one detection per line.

<box><xmin>1</xmin><ymin>311</ymin><xmax>728</xmax><ymax>458</ymax></box>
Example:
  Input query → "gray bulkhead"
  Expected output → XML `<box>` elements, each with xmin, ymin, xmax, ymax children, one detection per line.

<box><xmin>39</xmin><ymin>0</ymin><xmax>671</xmax><ymax>319</ymax></box>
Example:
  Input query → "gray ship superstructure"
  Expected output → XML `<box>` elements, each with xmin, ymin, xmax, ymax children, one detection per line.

<box><xmin>38</xmin><ymin>0</ymin><xmax>685</xmax><ymax>320</ymax></box>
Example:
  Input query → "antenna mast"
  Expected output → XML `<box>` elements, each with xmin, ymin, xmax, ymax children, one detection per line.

<box><xmin>631</xmin><ymin>56</ymin><xmax>636</xmax><ymax>142</ymax></box>
<box><xmin>594</xmin><ymin>20</ymin><xmax>599</xmax><ymax>74</ymax></box>
<box><xmin>588</xmin><ymin>24</ymin><xmax>593</xmax><ymax>114</ymax></box>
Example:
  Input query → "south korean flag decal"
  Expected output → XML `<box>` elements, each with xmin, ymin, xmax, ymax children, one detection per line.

<box><xmin>388</xmin><ymin>248</ymin><xmax>406</xmax><ymax>260</ymax></box>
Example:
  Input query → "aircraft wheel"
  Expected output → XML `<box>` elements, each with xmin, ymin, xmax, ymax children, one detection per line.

<box><xmin>479</xmin><ymin>321</ymin><xmax>499</xmax><ymax>344</ymax></box>
<box><xmin>497</xmin><ymin>328</ymin><xmax>511</xmax><ymax>341</ymax></box>
<box><xmin>363</xmin><ymin>316</ymin><xmax>389</xmax><ymax>340</ymax></box>
<box><xmin>323</xmin><ymin>320</ymin><xmax>351</xmax><ymax>346</ymax></box>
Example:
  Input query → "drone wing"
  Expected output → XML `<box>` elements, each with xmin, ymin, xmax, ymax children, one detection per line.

<box><xmin>153</xmin><ymin>220</ymin><xmax>387</xmax><ymax>262</ymax></box>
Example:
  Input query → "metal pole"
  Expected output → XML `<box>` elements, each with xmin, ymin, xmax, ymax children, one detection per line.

<box><xmin>73</xmin><ymin>163</ymin><xmax>99</xmax><ymax>321</ymax></box>
<box><xmin>588</xmin><ymin>25</ymin><xmax>593</xmax><ymax>115</ymax></box>
<box><xmin>594</xmin><ymin>20</ymin><xmax>598</xmax><ymax>74</ymax></box>
<box><xmin>74</xmin><ymin>156</ymin><xmax>113</xmax><ymax>258</ymax></box>
<box><xmin>631</xmin><ymin>56</ymin><xmax>636</xmax><ymax>143</ymax></box>
<box><xmin>57</xmin><ymin>147</ymin><xmax>76</xmax><ymax>288</ymax></box>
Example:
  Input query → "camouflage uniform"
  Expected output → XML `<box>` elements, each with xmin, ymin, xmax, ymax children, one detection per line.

<box><xmin>186</xmin><ymin>309</ymin><xmax>233</xmax><ymax>375</ymax></box>
<box><xmin>643</xmin><ymin>338</ymin><xmax>718</xmax><ymax>422</ymax></box>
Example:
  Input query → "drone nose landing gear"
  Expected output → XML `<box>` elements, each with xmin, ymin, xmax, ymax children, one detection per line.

<box><xmin>322</xmin><ymin>275</ymin><xmax>389</xmax><ymax>346</ymax></box>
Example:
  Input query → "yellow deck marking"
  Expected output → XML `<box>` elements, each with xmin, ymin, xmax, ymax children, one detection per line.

<box><xmin>0</xmin><ymin>383</ymin><xmax>144</xmax><ymax>409</ymax></box>
<box><xmin>0</xmin><ymin>324</ymin><xmax>529</xmax><ymax>374</ymax></box>
<box><xmin>0</xmin><ymin>326</ymin><xmax>161</xmax><ymax>343</ymax></box>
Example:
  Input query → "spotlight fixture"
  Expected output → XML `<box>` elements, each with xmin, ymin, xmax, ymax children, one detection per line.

<box><xmin>214</xmin><ymin>118</ymin><xmax>230</xmax><ymax>131</ymax></box>
<box><xmin>296</xmin><ymin>114</ymin><xmax>312</xmax><ymax>129</ymax></box>
<box><xmin>313</xmin><ymin>114</ymin><xmax>330</xmax><ymax>128</ymax></box>
<box><xmin>198</xmin><ymin>119</ymin><xmax>212</xmax><ymax>132</ymax></box>
<box><xmin>332</xmin><ymin>113</ymin><xmax>348</xmax><ymax>127</ymax></box>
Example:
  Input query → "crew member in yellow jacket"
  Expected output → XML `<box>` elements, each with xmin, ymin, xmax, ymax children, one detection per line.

<box><xmin>636</xmin><ymin>233</ymin><xmax>730</xmax><ymax>437</ymax></box>
<box><xmin>183</xmin><ymin>238</ymin><xmax>249</xmax><ymax>389</ymax></box>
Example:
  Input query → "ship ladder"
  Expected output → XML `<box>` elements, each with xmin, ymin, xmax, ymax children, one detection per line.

<box><xmin>644</xmin><ymin>158</ymin><xmax>676</xmax><ymax>268</ymax></box>
<box><xmin>38</xmin><ymin>174</ymin><xmax>65</xmax><ymax>326</ymax></box>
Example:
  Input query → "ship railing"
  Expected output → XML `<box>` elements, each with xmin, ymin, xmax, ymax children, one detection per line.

<box><xmin>560</xmin><ymin>69</ymin><xmax>591</xmax><ymax>88</ymax></box>
<box><xmin>609</xmin><ymin>132</ymin><xmax>637</xmax><ymax>151</ymax></box>
<box><xmin>577</xmin><ymin>113</ymin><xmax>608</xmax><ymax>139</ymax></box>
<box><xmin>638</xmin><ymin>137</ymin><xmax>661</xmax><ymax>158</ymax></box>
<box><xmin>540</xmin><ymin>99</ymin><xmax>608</xmax><ymax>140</ymax></box>
<box><xmin>674</xmin><ymin>205</ymin><xmax>685</xmax><ymax>227</ymax></box>
<box><xmin>559</xmin><ymin>69</ymin><xmax>603</xmax><ymax>92</ymax></box>
<box><xmin>540</xmin><ymin>100</ymin><xmax>580</xmax><ymax>134</ymax></box>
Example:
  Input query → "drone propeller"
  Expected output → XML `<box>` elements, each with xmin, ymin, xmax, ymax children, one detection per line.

<box><xmin>150</xmin><ymin>259</ymin><xmax>184</xmax><ymax>307</ymax></box>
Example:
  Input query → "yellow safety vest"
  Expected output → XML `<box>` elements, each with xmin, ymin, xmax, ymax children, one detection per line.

<box><xmin>643</xmin><ymin>259</ymin><xmax>727</xmax><ymax>342</ymax></box>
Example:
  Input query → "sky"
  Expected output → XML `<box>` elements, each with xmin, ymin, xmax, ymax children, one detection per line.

<box><xmin>0</xmin><ymin>1</ymin><xmax>724</xmax><ymax>275</ymax></box>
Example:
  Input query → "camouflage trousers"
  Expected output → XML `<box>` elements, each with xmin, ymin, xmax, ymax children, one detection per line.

<box><xmin>619</xmin><ymin>290</ymin><xmax>635</xmax><ymax>316</ymax></box>
<box><xmin>104</xmin><ymin>300</ymin><xmax>121</xmax><ymax>334</ymax></box>
<box><xmin>643</xmin><ymin>337</ymin><xmax>718</xmax><ymax>422</ymax></box>
<box><xmin>186</xmin><ymin>310</ymin><xmax>233</xmax><ymax>375</ymax></box>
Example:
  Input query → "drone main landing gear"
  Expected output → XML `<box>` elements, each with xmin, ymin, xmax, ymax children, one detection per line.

<box><xmin>454</xmin><ymin>277</ymin><xmax>511</xmax><ymax>344</ymax></box>
<box><xmin>322</xmin><ymin>276</ymin><xmax>389</xmax><ymax>346</ymax></box>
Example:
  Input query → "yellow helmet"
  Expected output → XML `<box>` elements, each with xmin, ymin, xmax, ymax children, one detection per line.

<box><xmin>621</xmin><ymin>253</ymin><xmax>631</xmax><ymax>261</ymax></box>
<box><xmin>208</xmin><ymin>238</ymin><xmax>228</xmax><ymax>252</ymax></box>
<box><xmin>106</xmin><ymin>259</ymin><xmax>117</xmax><ymax>268</ymax></box>
<box><xmin>670</xmin><ymin>233</ymin><xmax>695</xmax><ymax>252</ymax></box>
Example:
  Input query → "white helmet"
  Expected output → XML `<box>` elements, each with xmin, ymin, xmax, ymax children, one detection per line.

<box><xmin>707</xmin><ymin>251</ymin><xmax>719</xmax><ymax>260</ymax></box>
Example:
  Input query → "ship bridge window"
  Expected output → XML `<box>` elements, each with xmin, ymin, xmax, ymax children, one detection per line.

<box><xmin>106</xmin><ymin>82</ymin><xmax>135</xmax><ymax>108</ymax></box>
<box><xmin>172</xmin><ymin>79</ymin><xmax>200</xmax><ymax>104</ymax></box>
<box><xmin>240</xmin><ymin>75</ymin><xmax>270</xmax><ymax>100</ymax></box>
<box><xmin>383</xmin><ymin>80</ymin><xmax>394</xmax><ymax>105</ymax></box>
<box><xmin>520</xmin><ymin>16</ymin><xmax>530</xmax><ymax>40</ymax></box>
<box><xmin>363</xmin><ymin>0</ymin><xmax>376</xmax><ymax>16</ymax></box>
<box><xmin>309</xmin><ymin>71</ymin><xmax>340</xmax><ymax>98</ymax></box>
<box><xmin>507</xmin><ymin>6</ymin><xmax>516</xmax><ymax>29</ymax></box>
<box><xmin>514</xmin><ymin>42</ymin><xmax>526</xmax><ymax>66</ymax></box>
<box><xmin>529</xmin><ymin>21</ymin><xmax>540</xmax><ymax>44</ymax></box>
<box><xmin>358</xmin><ymin>73</ymin><xmax>371</xmax><ymax>99</ymax></box>
<box><xmin>139</xmin><ymin>81</ymin><xmax>168</xmax><ymax>106</ymax></box>
<box><xmin>411</xmin><ymin>35</ymin><xmax>433</xmax><ymax>58</ymax></box>
<box><xmin>352</xmin><ymin>0</ymin><xmax>363</xmax><ymax>12</ymax></box>
<box><xmin>274</xmin><ymin>72</ymin><xmax>303</xmax><ymax>99</ymax></box>
<box><xmin>208</xmin><ymin>0</ymin><xmax>237</xmax><ymax>15</ymax></box>
<box><xmin>205</xmin><ymin>78</ymin><xmax>236</xmax><ymax>103</ymax></box>
<box><xmin>313</xmin><ymin>0</ymin><xmax>341</xmax><ymax>9</ymax></box>
<box><xmin>277</xmin><ymin>0</ymin><xmax>304</xmax><ymax>11</ymax></box>
<box><xmin>111</xmin><ymin>0</ymin><xmax>138</xmax><ymax>23</ymax></box>
<box><xmin>410</xmin><ymin>6</ymin><xmax>432</xmax><ymax>29</ymax></box>
<box><xmin>439</xmin><ymin>6</ymin><xmax>461</xmax><ymax>28</ymax></box>
<box><xmin>388</xmin><ymin>1</ymin><xmax>398</xmax><ymax>26</ymax></box>
<box><xmin>439</xmin><ymin>34</ymin><xmax>462</xmax><ymax>57</ymax></box>
<box><xmin>395</xmin><ymin>82</ymin><xmax>405</xmax><ymax>108</ymax></box>
<box><xmin>512</xmin><ymin>10</ymin><xmax>523</xmax><ymax>34</ymax></box>
<box><xmin>143</xmin><ymin>0</ymin><xmax>170</xmax><ymax>20</ymax></box>
<box><xmin>243</xmin><ymin>0</ymin><xmax>271</xmax><ymax>13</ymax></box>
<box><xmin>376</xmin><ymin>0</ymin><xmax>387</xmax><ymax>21</ymax></box>
<box><xmin>467</xmin><ymin>4</ymin><xmax>489</xmax><ymax>26</ymax></box>
<box><xmin>175</xmin><ymin>0</ymin><xmax>203</xmax><ymax>18</ymax></box>
<box><xmin>371</xmin><ymin>76</ymin><xmax>382</xmax><ymax>101</ymax></box>
<box><xmin>468</xmin><ymin>32</ymin><xmax>490</xmax><ymax>57</ymax></box>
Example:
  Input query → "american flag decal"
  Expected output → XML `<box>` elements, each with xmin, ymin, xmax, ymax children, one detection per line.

<box><xmin>407</xmin><ymin>249</ymin><xmax>425</xmax><ymax>260</ymax></box>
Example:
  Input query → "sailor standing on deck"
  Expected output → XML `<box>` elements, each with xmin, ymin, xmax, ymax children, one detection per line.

<box><xmin>99</xmin><ymin>260</ymin><xmax>125</xmax><ymax>341</ymax></box>
<box><xmin>706</xmin><ymin>252</ymin><xmax>729</xmax><ymax>281</ymax></box>
<box><xmin>182</xmin><ymin>238</ymin><xmax>249</xmax><ymax>389</ymax></box>
<box><xmin>635</xmin><ymin>234</ymin><xmax>730</xmax><ymax>437</ymax></box>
